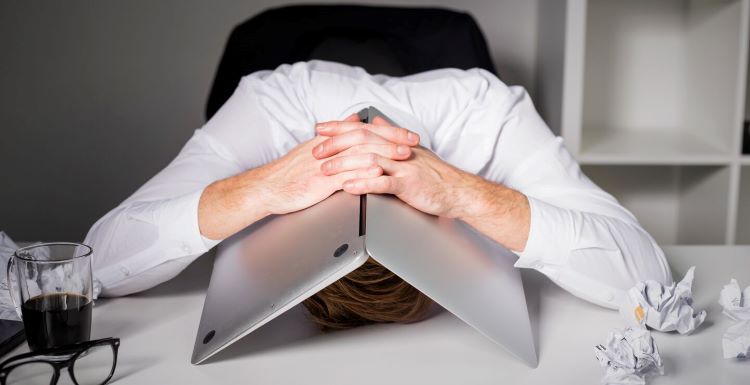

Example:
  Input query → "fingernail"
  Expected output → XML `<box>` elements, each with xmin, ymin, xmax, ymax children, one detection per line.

<box><xmin>407</xmin><ymin>132</ymin><xmax>418</xmax><ymax>143</ymax></box>
<box><xmin>314</xmin><ymin>145</ymin><xmax>322</xmax><ymax>156</ymax></box>
<box><xmin>397</xmin><ymin>145</ymin><xmax>408</xmax><ymax>155</ymax></box>
<box><xmin>316</xmin><ymin>123</ymin><xmax>330</xmax><ymax>132</ymax></box>
<box><xmin>344</xmin><ymin>181</ymin><xmax>355</xmax><ymax>190</ymax></box>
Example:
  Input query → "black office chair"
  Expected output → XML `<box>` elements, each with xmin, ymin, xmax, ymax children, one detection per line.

<box><xmin>205</xmin><ymin>4</ymin><xmax>496</xmax><ymax>120</ymax></box>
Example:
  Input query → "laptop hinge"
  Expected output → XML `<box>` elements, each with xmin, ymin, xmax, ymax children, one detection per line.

<box><xmin>359</xmin><ymin>194</ymin><xmax>367</xmax><ymax>236</ymax></box>
<box><xmin>358</xmin><ymin>107</ymin><xmax>371</xmax><ymax>237</ymax></box>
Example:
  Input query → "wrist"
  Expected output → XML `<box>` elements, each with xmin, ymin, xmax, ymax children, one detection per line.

<box><xmin>454</xmin><ymin>177</ymin><xmax>531</xmax><ymax>252</ymax></box>
<box><xmin>235</xmin><ymin>167</ymin><xmax>273</xmax><ymax>218</ymax></box>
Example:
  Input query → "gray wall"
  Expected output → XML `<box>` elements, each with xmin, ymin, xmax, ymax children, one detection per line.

<box><xmin>0</xmin><ymin>0</ymin><xmax>540</xmax><ymax>241</ymax></box>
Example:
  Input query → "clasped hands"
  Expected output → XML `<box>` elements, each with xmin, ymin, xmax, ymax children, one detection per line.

<box><xmin>259</xmin><ymin>114</ymin><xmax>485</xmax><ymax>220</ymax></box>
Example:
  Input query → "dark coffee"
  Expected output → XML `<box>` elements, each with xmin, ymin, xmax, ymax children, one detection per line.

<box><xmin>21</xmin><ymin>293</ymin><xmax>92</xmax><ymax>351</ymax></box>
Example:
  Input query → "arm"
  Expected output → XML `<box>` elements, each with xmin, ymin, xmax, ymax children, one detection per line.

<box><xmin>462</xmin><ymin>137</ymin><xmax>673</xmax><ymax>309</ymax></box>
<box><xmin>479</xmin><ymin>84</ymin><xmax>673</xmax><ymax>309</ymax></box>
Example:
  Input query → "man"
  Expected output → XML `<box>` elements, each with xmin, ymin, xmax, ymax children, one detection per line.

<box><xmin>85</xmin><ymin>61</ymin><xmax>672</xmax><ymax>326</ymax></box>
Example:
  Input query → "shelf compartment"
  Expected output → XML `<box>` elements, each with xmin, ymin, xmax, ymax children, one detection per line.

<box><xmin>577</xmin><ymin>131</ymin><xmax>732</xmax><ymax>165</ymax></box>
<box><xmin>737</xmin><ymin>166</ymin><xmax>750</xmax><ymax>244</ymax></box>
<box><xmin>582</xmin><ymin>165</ymin><xmax>730</xmax><ymax>244</ymax></box>
<box><xmin>580</xmin><ymin>0</ymin><xmax>744</xmax><ymax>160</ymax></box>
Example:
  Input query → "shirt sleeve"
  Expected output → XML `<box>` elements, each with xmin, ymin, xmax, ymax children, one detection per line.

<box><xmin>505</xmin><ymin>137</ymin><xmax>675</xmax><ymax>309</ymax></box>
<box><xmin>480</xmin><ymin>81</ymin><xmax>673</xmax><ymax>309</ymax></box>
<box><xmin>85</xmin><ymin>78</ymin><xmax>288</xmax><ymax>297</ymax></box>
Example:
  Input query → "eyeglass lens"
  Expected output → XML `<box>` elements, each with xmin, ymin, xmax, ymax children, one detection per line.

<box><xmin>6</xmin><ymin>361</ymin><xmax>55</xmax><ymax>385</ymax></box>
<box><xmin>5</xmin><ymin>344</ymin><xmax>115</xmax><ymax>385</ymax></box>
<box><xmin>70</xmin><ymin>345</ymin><xmax>116</xmax><ymax>385</ymax></box>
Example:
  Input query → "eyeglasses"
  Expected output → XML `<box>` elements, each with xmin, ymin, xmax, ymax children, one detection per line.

<box><xmin>0</xmin><ymin>338</ymin><xmax>119</xmax><ymax>385</ymax></box>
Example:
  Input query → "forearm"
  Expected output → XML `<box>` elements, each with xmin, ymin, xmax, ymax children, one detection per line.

<box><xmin>455</xmin><ymin>176</ymin><xmax>531</xmax><ymax>252</ymax></box>
<box><xmin>198</xmin><ymin>167</ymin><xmax>271</xmax><ymax>240</ymax></box>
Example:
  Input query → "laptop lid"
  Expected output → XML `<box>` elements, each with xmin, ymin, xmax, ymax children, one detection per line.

<box><xmin>191</xmin><ymin>191</ymin><xmax>368</xmax><ymax>364</ymax></box>
<box><xmin>364</xmin><ymin>193</ymin><xmax>537</xmax><ymax>367</ymax></box>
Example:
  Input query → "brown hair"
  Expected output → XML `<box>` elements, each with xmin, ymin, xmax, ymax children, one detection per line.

<box><xmin>302</xmin><ymin>257</ymin><xmax>434</xmax><ymax>330</ymax></box>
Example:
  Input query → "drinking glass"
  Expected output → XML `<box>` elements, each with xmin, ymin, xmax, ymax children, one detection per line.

<box><xmin>7</xmin><ymin>242</ymin><xmax>94</xmax><ymax>351</ymax></box>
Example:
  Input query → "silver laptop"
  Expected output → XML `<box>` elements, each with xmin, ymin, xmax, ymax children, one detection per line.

<box><xmin>191</xmin><ymin>107</ymin><xmax>537</xmax><ymax>367</ymax></box>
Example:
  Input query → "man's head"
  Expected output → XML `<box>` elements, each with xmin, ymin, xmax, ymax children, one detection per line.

<box><xmin>302</xmin><ymin>257</ymin><xmax>434</xmax><ymax>330</ymax></box>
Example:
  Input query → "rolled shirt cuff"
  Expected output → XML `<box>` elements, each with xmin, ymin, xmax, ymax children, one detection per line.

<box><xmin>155</xmin><ymin>189</ymin><xmax>217</xmax><ymax>258</ymax></box>
<box><xmin>513</xmin><ymin>196</ymin><xmax>571</xmax><ymax>270</ymax></box>
<box><xmin>95</xmin><ymin>189</ymin><xmax>215</xmax><ymax>288</ymax></box>
<box><xmin>201</xmin><ymin>233</ymin><xmax>222</xmax><ymax>250</ymax></box>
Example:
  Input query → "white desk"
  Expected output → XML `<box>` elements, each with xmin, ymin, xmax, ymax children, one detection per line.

<box><xmin>7</xmin><ymin>246</ymin><xmax>750</xmax><ymax>384</ymax></box>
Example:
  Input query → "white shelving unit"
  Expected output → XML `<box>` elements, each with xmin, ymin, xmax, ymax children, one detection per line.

<box><xmin>739</xmin><ymin>166</ymin><xmax>750</xmax><ymax>243</ymax></box>
<box><xmin>538</xmin><ymin>0</ymin><xmax>750</xmax><ymax>245</ymax></box>
<box><xmin>582</xmin><ymin>165</ymin><xmax>731</xmax><ymax>244</ymax></box>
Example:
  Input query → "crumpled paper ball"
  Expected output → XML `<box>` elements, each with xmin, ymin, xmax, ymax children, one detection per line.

<box><xmin>594</xmin><ymin>327</ymin><xmax>664</xmax><ymax>385</ymax></box>
<box><xmin>718</xmin><ymin>279</ymin><xmax>750</xmax><ymax>359</ymax></box>
<box><xmin>619</xmin><ymin>266</ymin><xmax>706</xmax><ymax>335</ymax></box>
<box><xmin>718</xmin><ymin>279</ymin><xmax>750</xmax><ymax>322</ymax></box>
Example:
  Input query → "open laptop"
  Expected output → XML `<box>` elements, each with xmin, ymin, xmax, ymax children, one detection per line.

<box><xmin>191</xmin><ymin>107</ymin><xmax>537</xmax><ymax>367</ymax></box>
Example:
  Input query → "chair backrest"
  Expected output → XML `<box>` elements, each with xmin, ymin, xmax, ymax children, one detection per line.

<box><xmin>205</xmin><ymin>4</ymin><xmax>496</xmax><ymax>120</ymax></box>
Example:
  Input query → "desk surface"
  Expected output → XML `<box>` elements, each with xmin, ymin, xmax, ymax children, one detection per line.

<box><xmin>6</xmin><ymin>246</ymin><xmax>750</xmax><ymax>384</ymax></box>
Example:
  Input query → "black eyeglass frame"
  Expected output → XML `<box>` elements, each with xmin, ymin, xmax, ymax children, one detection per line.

<box><xmin>0</xmin><ymin>337</ymin><xmax>120</xmax><ymax>385</ymax></box>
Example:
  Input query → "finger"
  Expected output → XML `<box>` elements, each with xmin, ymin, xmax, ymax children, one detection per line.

<box><xmin>342</xmin><ymin>175</ymin><xmax>403</xmax><ymax>195</ymax></box>
<box><xmin>320</xmin><ymin>153</ymin><xmax>399</xmax><ymax>176</ymax></box>
<box><xmin>332</xmin><ymin>166</ymin><xmax>383</xmax><ymax>187</ymax></box>
<box><xmin>315</xmin><ymin>120</ymin><xmax>420</xmax><ymax>146</ymax></box>
<box><xmin>313</xmin><ymin>129</ymin><xmax>412</xmax><ymax>159</ymax></box>
<box><xmin>337</xmin><ymin>143</ymin><xmax>412</xmax><ymax>163</ymax></box>
<box><xmin>313</xmin><ymin>114</ymin><xmax>359</xmax><ymax>136</ymax></box>
<box><xmin>371</xmin><ymin>116</ymin><xmax>391</xmax><ymax>126</ymax></box>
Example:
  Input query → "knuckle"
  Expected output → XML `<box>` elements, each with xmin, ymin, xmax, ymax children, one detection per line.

<box><xmin>374</xmin><ymin>177</ymin><xmax>386</xmax><ymax>189</ymax></box>
<box><xmin>328</xmin><ymin>137</ymin><xmax>339</xmax><ymax>150</ymax></box>
<box><xmin>397</xmin><ymin>127</ymin><xmax>409</xmax><ymax>141</ymax></box>
<box><xmin>385</xmin><ymin>177</ymin><xmax>395</xmax><ymax>190</ymax></box>
<box><xmin>354</xmin><ymin>129</ymin><xmax>369</xmax><ymax>142</ymax></box>
<box><xmin>350</xmin><ymin>144</ymin><xmax>365</xmax><ymax>154</ymax></box>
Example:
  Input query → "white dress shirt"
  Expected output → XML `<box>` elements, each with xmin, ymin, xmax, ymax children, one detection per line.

<box><xmin>84</xmin><ymin>61</ymin><xmax>673</xmax><ymax>308</ymax></box>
